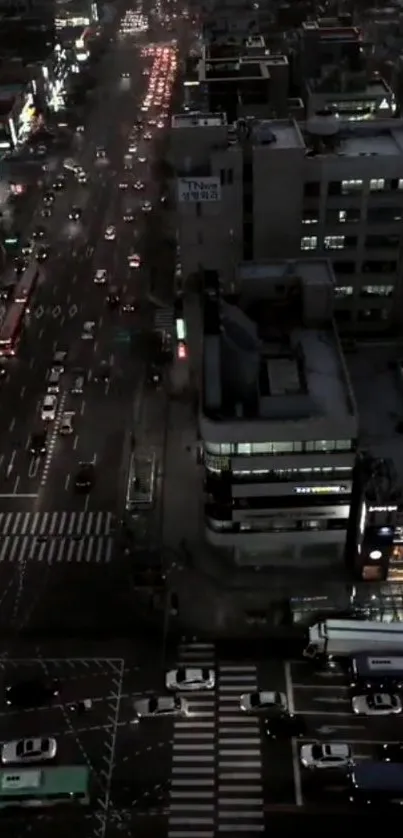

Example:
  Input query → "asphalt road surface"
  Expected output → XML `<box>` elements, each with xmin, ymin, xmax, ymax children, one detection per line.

<box><xmin>0</xmin><ymin>14</ymin><xmax>177</xmax><ymax>634</ymax></box>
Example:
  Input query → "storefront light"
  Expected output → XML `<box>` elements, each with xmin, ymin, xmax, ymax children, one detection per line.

<box><xmin>369</xmin><ymin>550</ymin><xmax>382</xmax><ymax>561</ymax></box>
<box><xmin>8</xmin><ymin>118</ymin><xmax>17</xmax><ymax>147</ymax></box>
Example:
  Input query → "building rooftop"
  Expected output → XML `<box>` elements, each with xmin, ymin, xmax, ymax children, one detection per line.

<box><xmin>304</xmin><ymin>118</ymin><xmax>403</xmax><ymax>157</ymax></box>
<box><xmin>171</xmin><ymin>112</ymin><xmax>227</xmax><ymax>129</ymax></box>
<box><xmin>203</xmin><ymin>59</ymin><xmax>267</xmax><ymax>80</ymax></box>
<box><xmin>203</xmin><ymin>260</ymin><xmax>356</xmax><ymax>431</ymax></box>
<box><xmin>251</xmin><ymin>119</ymin><xmax>305</xmax><ymax>149</ymax></box>
<box><xmin>307</xmin><ymin>73</ymin><xmax>391</xmax><ymax>97</ymax></box>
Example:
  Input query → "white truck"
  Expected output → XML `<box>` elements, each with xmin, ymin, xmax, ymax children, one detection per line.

<box><xmin>304</xmin><ymin>619</ymin><xmax>403</xmax><ymax>661</ymax></box>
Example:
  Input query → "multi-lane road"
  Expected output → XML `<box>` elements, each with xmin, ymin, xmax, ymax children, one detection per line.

<box><xmin>0</xmin><ymin>15</ymin><xmax>176</xmax><ymax>632</ymax></box>
<box><xmin>0</xmin><ymin>639</ymin><xmax>398</xmax><ymax>838</ymax></box>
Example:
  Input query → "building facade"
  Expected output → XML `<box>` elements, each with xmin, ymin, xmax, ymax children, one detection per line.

<box><xmin>171</xmin><ymin>114</ymin><xmax>403</xmax><ymax>332</ymax></box>
<box><xmin>200</xmin><ymin>259</ymin><xmax>358</xmax><ymax>569</ymax></box>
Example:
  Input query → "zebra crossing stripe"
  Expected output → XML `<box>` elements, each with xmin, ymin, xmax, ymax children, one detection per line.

<box><xmin>0</xmin><ymin>510</ymin><xmax>113</xmax><ymax>537</ymax></box>
<box><xmin>0</xmin><ymin>535</ymin><xmax>114</xmax><ymax>564</ymax></box>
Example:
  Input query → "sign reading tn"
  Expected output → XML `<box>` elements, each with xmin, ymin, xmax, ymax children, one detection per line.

<box><xmin>177</xmin><ymin>177</ymin><xmax>221</xmax><ymax>203</ymax></box>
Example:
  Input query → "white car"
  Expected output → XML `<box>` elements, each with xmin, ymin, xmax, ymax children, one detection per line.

<box><xmin>2</xmin><ymin>737</ymin><xmax>57</xmax><ymax>765</ymax></box>
<box><xmin>41</xmin><ymin>394</ymin><xmax>57</xmax><ymax>422</ymax></box>
<box><xmin>138</xmin><ymin>155</ymin><xmax>147</xmax><ymax>163</ymax></box>
<box><xmin>94</xmin><ymin>269</ymin><xmax>107</xmax><ymax>284</ymax></box>
<box><xmin>21</xmin><ymin>240</ymin><xmax>34</xmax><ymax>256</ymax></box>
<box><xmin>119</xmin><ymin>181</ymin><xmax>128</xmax><ymax>190</ymax></box>
<box><xmin>300</xmin><ymin>742</ymin><xmax>352</xmax><ymax>770</ymax></box>
<box><xmin>47</xmin><ymin>367</ymin><xmax>62</xmax><ymax>394</ymax></box>
<box><xmin>81</xmin><ymin>321</ymin><xmax>95</xmax><ymax>340</ymax></box>
<box><xmin>128</xmin><ymin>143</ymin><xmax>138</xmax><ymax>153</ymax></box>
<box><xmin>104</xmin><ymin>225</ymin><xmax>116</xmax><ymax>241</ymax></box>
<box><xmin>59</xmin><ymin>411</ymin><xmax>74</xmax><ymax>435</ymax></box>
<box><xmin>133</xmin><ymin>695</ymin><xmax>188</xmax><ymax>720</ymax></box>
<box><xmin>128</xmin><ymin>253</ymin><xmax>141</xmax><ymax>268</ymax></box>
<box><xmin>352</xmin><ymin>692</ymin><xmax>402</xmax><ymax>716</ymax></box>
<box><xmin>142</xmin><ymin>200</ymin><xmax>152</xmax><ymax>213</ymax></box>
<box><xmin>240</xmin><ymin>691</ymin><xmax>287</xmax><ymax>713</ymax></box>
<box><xmin>134</xmin><ymin>180</ymin><xmax>144</xmax><ymax>190</ymax></box>
<box><xmin>166</xmin><ymin>667</ymin><xmax>215</xmax><ymax>692</ymax></box>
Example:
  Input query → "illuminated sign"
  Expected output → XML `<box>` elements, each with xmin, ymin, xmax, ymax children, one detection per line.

<box><xmin>176</xmin><ymin>318</ymin><xmax>186</xmax><ymax>341</ymax></box>
<box><xmin>294</xmin><ymin>485</ymin><xmax>348</xmax><ymax>495</ymax></box>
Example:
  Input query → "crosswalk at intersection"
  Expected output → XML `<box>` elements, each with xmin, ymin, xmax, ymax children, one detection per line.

<box><xmin>0</xmin><ymin>511</ymin><xmax>115</xmax><ymax>564</ymax></box>
<box><xmin>168</xmin><ymin>641</ymin><xmax>264</xmax><ymax>838</ymax></box>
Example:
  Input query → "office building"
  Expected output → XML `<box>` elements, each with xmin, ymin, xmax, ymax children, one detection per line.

<box><xmin>171</xmin><ymin>113</ymin><xmax>403</xmax><ymax>332</ymax></box>
<box><xmin>200</xmin><ymin>258</ymin><xmax>358</xmax><ymax>572</ymax></box>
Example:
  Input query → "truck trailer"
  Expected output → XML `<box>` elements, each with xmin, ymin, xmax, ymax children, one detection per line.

<box><xmin>304</xmin><ymin>619</ymin><xmax>403</xmax><ymax>661</ymax></box>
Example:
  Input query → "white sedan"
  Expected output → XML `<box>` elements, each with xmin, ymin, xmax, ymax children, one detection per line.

<box><xmin>352</xmin><ymin>692</ymin><xmax>402</xmax><ymax>716</ymax></box>
<box><xmin>133</xmin><ymin>695</ymin><xmax>188</xmax><ymax>720</ymax></box>
<box><xmin>81</xmin><ymin>321</ymin><xmax>95</xmax><ymax>341</ymax></box>
<box><xmin>240</xmin><ymin>691</ymin><xmax>287</xmax><ymax>713</ymax></box>
<box><xmin>300</xmin><ymin>742</ymin><xmax>352</xmax><ymax>770</ymax></box>
<box><xmin>166</xmin><ymin>667</ymin><xmax>215</xmax><ymax>692</ymax></box>
<box><xmin>128</xmin><ymin>253</ymin><xmax>141</xmax><ymax>269</ymax></box>
<box><xmin>2</xmin><ymin>737</ymin><xmax>57</xmax><ymax>765</ymax></box>
<box><xmin>94</xmin><ymin>269</ymin><xmax>107</xmax><ymax>284</ymax></box>
<box><xmin>59</xmin><ymin>411</ymin><xmax>74</xmax><ymax>435</ymax></box>
<box><xmin>104</xmin><ymin>225</ymin><xmax>116</xmax><ymax>241</ymax></box>
<box><xmin>41</xmin><ymin>394</ymin><xmax>57</xmax><ymax>422</ymax></box>
<box><xmin>141</xmin><ymin>200</ymin><xmax>152</xmax><ymax>213</ymax></box>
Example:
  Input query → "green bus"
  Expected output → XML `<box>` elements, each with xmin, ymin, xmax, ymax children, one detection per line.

<box><xmin>0</xmin><ymin>765</ymin><xmax>90</xmax><ymax>809</ymax></box>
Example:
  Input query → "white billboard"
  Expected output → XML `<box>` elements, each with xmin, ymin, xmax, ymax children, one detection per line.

<box><xmin>178</xmin><ymin>176</ymin><xmax>221</xmax><ymax>203</ymax></box>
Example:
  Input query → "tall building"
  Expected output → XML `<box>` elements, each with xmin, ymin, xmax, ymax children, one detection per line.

<box><xmin>0</xmin><ymin>0</ymin><xmax>55</xmax><ymax>63</ymax></box>
<box><xmin>200</xmin><ymin>259</ymin><xmax>358</xmax><ymax>574</ymax></box>
<box><xmin>171</xmin><ymin>113</ymin><xmax>403</xmax><ymax>333</ymax></box>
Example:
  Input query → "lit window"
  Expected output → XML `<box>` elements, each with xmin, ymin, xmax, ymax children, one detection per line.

<box><xmin>324</xmin><ymin>235</ymin><xmax>345</xmax><ymax>250</ymax></box>
<box><xmin>398</xmin><ymin>179</ymin><xmax>403</xmax><ymax>190</ymax></box>
<box><xmin>369</xmin><ymin>178</ymin><xmax>385</xmax><ymax>192</ymax></box>
<box><xmin>302</xmin><ymin>213</ymin><xmax>319</xmax><ymax>225</ymax></box>
<box><xmin>361</xmin><ymin>285</ymin><xmax>394</xmax><ymax>297</ymax></box>
<box><xmin>237</xmin><ymin>443</ymin><xmax>252</xmax><ymax>455</ymax></box>
<box><xmin>300</xmin><ymin>236</ymin><xmax>317</xmax><ymax>251</ymax></box>
<box><xmin>335</xmin><ymin>286</ymin><xmax>353</xmax><ymax>296</ymax></box>
<box><xmin>341</xmin><ymin>179</ymin><xmax>362</xmax><ymax>195</ymax></box>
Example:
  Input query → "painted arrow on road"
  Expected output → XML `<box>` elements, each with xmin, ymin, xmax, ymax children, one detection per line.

<box><xmin>69</xmin><ymin>304</ymin><xmax>78</xmax><ymax>318</ymax></box>
<box><xmin>34</xmin><ymin>305</ymin><xmax>44</xmax><ymax>319</ymax></box>
<box><xmin>313</xmin><ymin>696</ymin><xmax>349</xmax><ymax>703</ymax></box>
<box><xmin>52</xmin><ymin>305</ymin><xmax>61</xmax><ymax>319</ymax></box>
<box><xmin>317</xmin><ymin>724</ymin><xmax>366</xmax><ymax>734</ymax></box>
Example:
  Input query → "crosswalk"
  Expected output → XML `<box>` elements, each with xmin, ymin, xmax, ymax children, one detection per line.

<box><xmin>0</xmin><ymin>511</ymin><xmax>115</xmax><ymax>564</ymax></box>
<box><xmin>169</xmin><ymin>641</ymin><xmax>216</xmax><ymax>838</ymax></box>
<box><xmin>0</xmin><ymin>511</ymin><xmax>114</xmax><ymax>537</ymax></box>
<box><xmin>168</xmin><ymin>641</ymin><xmax>265</xmax><ymax>838</ymax></box>
<box><xmin>217</xmin><ymin>664</ymin><xmax>264</xmax><ymax>833</ymax></box>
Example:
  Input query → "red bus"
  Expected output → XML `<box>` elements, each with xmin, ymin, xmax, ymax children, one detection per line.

<box><xmin>12</xmin><ymin>261</ymin><xmax>40</xmax><ymax>308</ymax></box>
<box><xmin>0</xmin><ymin>301</ymin><xmax>26</xmax><ymax>357</ymax></box>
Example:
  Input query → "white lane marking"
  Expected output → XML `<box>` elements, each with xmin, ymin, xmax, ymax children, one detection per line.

<box><xmin>9</xmin><ymin>418</ymin><xmax>15</xmax><ymax>433</ymax></box>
